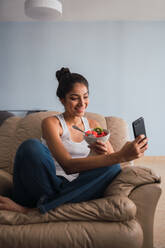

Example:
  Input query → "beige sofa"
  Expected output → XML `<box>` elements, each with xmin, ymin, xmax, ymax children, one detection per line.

<box><xmin>0</xmin><ymin>111</ymin><xmax>161</xmax><ymax>248</ymax></box>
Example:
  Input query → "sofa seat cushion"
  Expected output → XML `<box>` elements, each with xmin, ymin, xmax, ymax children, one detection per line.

<box><xmin>0</xmin><ymin>166</ymin><xmax>160</xmax><ymax>226</ymax></box>
<box><xmin>0</xmin><ymin>195</ymin><xmax>136</xmax><ymax>225</ymax></box>
<box><xmin>0</xmin><ymin>220</ymin><xmax>143</xmax><ymax>248</ymax></box>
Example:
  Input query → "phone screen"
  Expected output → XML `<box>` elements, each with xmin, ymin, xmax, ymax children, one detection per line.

<box><xmin>132</xmin><ymin>117</ymin><xmax>147</xmax><ymax>138</ymax></box>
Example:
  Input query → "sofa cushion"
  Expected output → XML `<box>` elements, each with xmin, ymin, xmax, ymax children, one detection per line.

<box><xmin>85</xmin><ymin>112</ymin><xmax>107</xmax><ymax>129</ymax></box>
<box><xmin>0</xmin><ymin>220</ymin><xmax>143</xmax><ymax>248</ymax></box>
<box><xmin>9</xmin><ymin>111</ymin><xmax>60</xmax><ymax>174</ymax></box>
<box><xmin>105</xmin><ymin>116</ymin><xmax>133</xmax><ymax>167</ymax></box>
<box><xmin>0</xmin><ymin>195</ymin><xmax>136</xmax><ymax>225</ymax></box>
<box><xmin>0</xmin><ymin>170</ymin><xmax>12</xmax><ymax>196</ymax></box>
<box><xmin>0</xmin><ymin>166</ymin><xmax>160</xmax><ymax>226</ymax></box>
<box><xmin>105</xmin><ymin>116</ymin><xmax>130</xmax><ymax>152</ymax></box>
<box><xmin>0</xmin><ymin>117</ymin><xmax>21</xmax><ymax>172</ymax></box>
<box><xmin>0</xmin><ymin>111</ymin><xmax>15</xmax><ymax>126</ymax></box>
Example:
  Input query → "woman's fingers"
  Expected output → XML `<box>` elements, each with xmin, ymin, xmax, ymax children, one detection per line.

<box><xmin>120</xmin><ymin>135</ymin><xmax>148</xmax><ymax>162</ymax></box>
<box><xmin>88</xmin><ymin>141</ymin><xmax>108</xmax><ymax>154</ymax></box>
<box><xmin>93</xmin><ymin>141</ymin><xmax>107</xmax><ymax>151</ymax></box>
<box><xmin>134</xmin><ymin>135</ymin><xmax>148</xmax><ymax>150</ymax></box>
<box><xmin>135</xmin><ymin>136</ymin><xmax>148</xmax><ymax>157</ymax></box>
<box><xmin>134</xmin><ymin>134</ymin><xmax>144</xmax><ymax>143</ymax></box>
<box><xmin>140</xmin><ymin>143</ymin><xmax>148</xmax><ymax>153</ymax></box>
<box><xmin>134</xmin><ymin>135</ymin><xmax>147</xmax><ymax>144</ymax></box>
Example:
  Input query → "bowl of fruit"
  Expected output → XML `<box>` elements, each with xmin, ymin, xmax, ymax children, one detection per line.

<box><xmin>84</xmin><ymin>127</ymin><xmax>110</xmax><ymax>145</ymax></box>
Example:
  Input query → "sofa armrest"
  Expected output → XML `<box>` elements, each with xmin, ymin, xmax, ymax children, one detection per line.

<box><xmin>129</xmin><ymin>183</ymin><xmax>161</xmax><ymax>248</ymax></box>
<box><xmin>0</xmin><ymin>169</ymin><xmax>13</xmax><ymax>197</ymax></box>
<box><xmin>104</xmin><ymin>165</ymin><xmax>161</xmax><ymax>248</ymax></box>
<box><xmin>104</xmin><ymin>166</ymin><xmax>161</xmax><ymax>197</ymax></box>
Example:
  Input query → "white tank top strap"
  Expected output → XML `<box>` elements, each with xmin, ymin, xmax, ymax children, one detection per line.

<box><xmin>81</xmin><ymin>116</ymin><xmax>90</xmax><ymax>131</ymax></box>
<box><xmin>55</xmin><ymin>113</ymin><xmax>68</xmax><ymax>137</ymax></box>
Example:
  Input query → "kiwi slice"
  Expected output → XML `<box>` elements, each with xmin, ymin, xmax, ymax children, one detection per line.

<box><xmin>94</xmin><ymin>127</ymin><xmax>103</xmax><ymax>135</ymax></box>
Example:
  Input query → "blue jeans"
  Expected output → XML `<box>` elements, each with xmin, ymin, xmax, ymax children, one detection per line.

<box><xmin>12</xmin><ymin>139</ymin><xmax>121</xmax><ymax>214</ymax></box>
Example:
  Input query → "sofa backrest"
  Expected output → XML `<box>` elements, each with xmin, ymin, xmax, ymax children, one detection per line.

<box><xmin>0</xmin><ymin>117</ymin><xmax>21</xmax><ymax>173</ymax></box>
<box><xmin>0</xmin><ymin>111</ymin><xmax>130</xmax><ymax>174</ymax></box>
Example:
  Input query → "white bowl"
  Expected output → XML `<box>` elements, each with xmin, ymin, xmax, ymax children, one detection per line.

<box><xmin>84</xmin><ymin>129</ymin><xmax>110</xmax><ymax>145</ymax></box>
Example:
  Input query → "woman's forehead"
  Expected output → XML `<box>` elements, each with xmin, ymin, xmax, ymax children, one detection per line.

<box><xmin>68</xmin><ymin>83</ymin><xmax>88</xmax><ymax>95</ymax></box>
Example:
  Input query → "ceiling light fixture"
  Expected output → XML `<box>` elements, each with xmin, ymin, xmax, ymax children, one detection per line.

<box><xmin>24</xmin><ymin>0</ymin><xmax>62</xmax><ymax>20</ymax></box>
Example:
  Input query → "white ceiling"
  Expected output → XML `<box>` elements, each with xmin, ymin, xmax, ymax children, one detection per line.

<box><xmin>0</xmin><ymin>0</ymin><xmax>165</xmax><ymax>22</ymax></box>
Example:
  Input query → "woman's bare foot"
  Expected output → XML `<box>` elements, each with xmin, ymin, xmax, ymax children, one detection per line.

<box><xmin>0</xmin><ymin>195</ymin><xmax>30</xmax><ymax>214</ymax></box>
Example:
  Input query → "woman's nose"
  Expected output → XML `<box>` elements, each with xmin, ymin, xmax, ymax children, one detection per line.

<box><xmin>78</xmin><ymin>98</ymin><xmax>85</xmax><ymax>106</ymax></box>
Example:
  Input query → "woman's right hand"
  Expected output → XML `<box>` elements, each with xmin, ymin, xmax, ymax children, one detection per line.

<box><xmin>119</xmin><ymin>135</ymin><xmax>148</xmax><ymax>162</ymax></box>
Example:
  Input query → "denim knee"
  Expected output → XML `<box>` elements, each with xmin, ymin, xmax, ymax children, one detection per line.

<box><xmin>15</xmin><ymin>138</ymin><xmax>55</xmax><ymax>172</ymax></box>
<box><xmin>17</xmin><ymin>138</ymin><xmax>42</xmax><ymax>158</ymax></box>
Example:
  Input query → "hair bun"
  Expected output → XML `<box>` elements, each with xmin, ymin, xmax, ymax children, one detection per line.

<box><xmin>56</xmin><ymin>67</ymin><xmax>71</xmax><ymax>82</ymax></box>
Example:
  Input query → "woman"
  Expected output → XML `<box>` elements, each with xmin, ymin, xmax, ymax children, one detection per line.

<box><xmin>0</xmin><ymin>68</ymin><xmax>148</xmax><ymax>214</ymax></box>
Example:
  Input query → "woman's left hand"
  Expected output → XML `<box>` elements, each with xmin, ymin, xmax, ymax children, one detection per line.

<box><xmin>88</xmin><ymin>140</ymin><xmax>114</xmax><ymax>155</ymax></box>
<box><xmin>0</xmin><ymin>195</ymin><xmax>29</xmax><ymax>213</ymax></box>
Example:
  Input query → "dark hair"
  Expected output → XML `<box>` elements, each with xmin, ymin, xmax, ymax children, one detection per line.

<box><xmin>56</xmin><ymin>67</ymin><xmax>89</xmax><ymax>99</ymax></box>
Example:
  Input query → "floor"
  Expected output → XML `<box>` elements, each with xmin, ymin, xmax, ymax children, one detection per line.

<box><xmin>134</xmin><ymin>156</ymin><xmax>165</xmax><ymax>248</ymax></box>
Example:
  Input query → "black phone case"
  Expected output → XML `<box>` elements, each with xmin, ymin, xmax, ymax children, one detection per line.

<box><xmin>132</xmin><ymin>117</ymin><xmax>147</xmax><ymax>138</ymax></box>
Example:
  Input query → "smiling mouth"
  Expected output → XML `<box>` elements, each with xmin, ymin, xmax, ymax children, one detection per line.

<box><xmin>76</xmin><ymin>108</ymin><xmax>85</xmax><ymax>112</ymax></box>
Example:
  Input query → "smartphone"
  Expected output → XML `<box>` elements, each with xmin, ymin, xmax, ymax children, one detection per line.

<box><xmin>132</xmin><ymin>117</ymin><xmax>147</xmax><ymax>138</ymax></box>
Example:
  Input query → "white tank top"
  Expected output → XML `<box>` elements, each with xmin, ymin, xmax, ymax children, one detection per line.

<box><xmin>41</xmin><ymin>113</ymin><xmax>90</xmax><ymax>181</ymax></box>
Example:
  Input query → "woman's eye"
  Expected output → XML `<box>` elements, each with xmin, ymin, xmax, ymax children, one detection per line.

<box><xmin>71</xmin><ymin>98</ymin><xmax>78</xmax><ymax>101</ymax></box>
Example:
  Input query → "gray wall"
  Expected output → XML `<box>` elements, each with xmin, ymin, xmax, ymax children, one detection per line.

<box><xmin>0</xmin><ymin>21</ymin><xmax>164</xmax><ymax>155</ymax></box>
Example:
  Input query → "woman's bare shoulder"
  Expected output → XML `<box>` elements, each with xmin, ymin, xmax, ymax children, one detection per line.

<box><xmin>42</xmin><ymin>115</ymin><xmax>60</xmax><ymax>127</ymax></box>
<box><xmin>41</xmin><ymin>116</ymin><xmax>62</xmax><ymax>138</ymax></box>
<box><xmin>87</xmin><ymin>118</ymin><xmax>101</xmax><ymax>129</ymax></box>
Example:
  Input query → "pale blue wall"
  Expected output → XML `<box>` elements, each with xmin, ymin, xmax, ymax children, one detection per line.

<box><xmin>0</xmin><ymin>21</ymin><xmax>165</xmax><ymax>155</ymax></box>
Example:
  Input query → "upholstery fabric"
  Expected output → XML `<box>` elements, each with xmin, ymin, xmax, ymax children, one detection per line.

<box><xmin>105</xmin><ymin>116</ymin><xmax>133</xmax><ymax>167</ymax></box>
<box><xmin>85</xmin><ymin>112</ymin><xmax>107</xmax><ymax>129</ymax></box>
<box><xmin>0</xmin><ymin>195</ymin><xmax>136</xmax><ymax>225</ymax></box>
<box><xmin>0</xmin><ymin>220</ymin><xmax>143</xmax><ymax>248</ymax></box>
<box><xmin>0</xmin><ymin>169</ymin><xmax>12</xmax><ymax>196</ymax></box>
<box><xmin>104</xmin><ymin>166</ymin><xmax>161</xmax><ymax>197</ymax></box>
<box><xmin>9</xmin><ymin>111</ymin><xmax>59</xmax><ymax>174</ymax></box>
<box><xmin>0</xmin><ymin>117</ymin><xmax>21</xmax><ymax>171</ymax></box>
<box><xmin>0</xmin><ymin>166</ymin><xmax>159</xmax><ymax>226</ymax></box>
<box><xmin>0</xmin><ymin>111</ymin><xmax>161</xmax><ymax>248</ymax></box>
<box><xmin>0</xmin><ymin>111</ymin><xmax>15</xmax><ymax>126</ymax></box>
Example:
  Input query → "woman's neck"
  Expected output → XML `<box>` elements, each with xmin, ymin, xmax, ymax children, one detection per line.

<box><xmin>63</xmin><ymin>112</ymin><xmax>83</xmax><ymax>127</ymax></box>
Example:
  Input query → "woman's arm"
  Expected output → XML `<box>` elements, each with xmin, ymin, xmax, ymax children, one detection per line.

<box><xmin>42</xmin><ymin>117</ymin><xmax>148</xmax><ymax>174</ymax></box>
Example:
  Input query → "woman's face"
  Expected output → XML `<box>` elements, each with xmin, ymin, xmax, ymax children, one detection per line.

<box><xmin>61</xmin><ymin>83</ymin><xmax>89</xmax><ymax>117</ymax></box>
